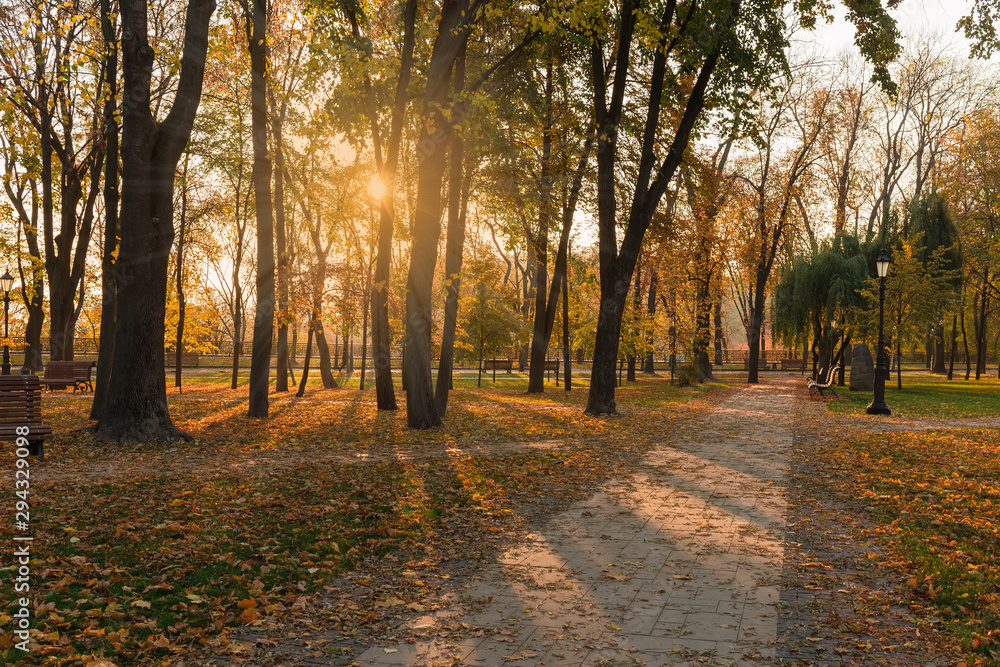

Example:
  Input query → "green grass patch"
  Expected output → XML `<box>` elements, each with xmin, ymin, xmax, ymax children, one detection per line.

<box><xmin>827</xmin><ymin>374</ymin><xmax>1000</xmax><ymax>419</ymax></box>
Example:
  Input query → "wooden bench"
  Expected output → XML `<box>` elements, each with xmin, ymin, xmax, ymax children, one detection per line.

<box><xmin>0</xmin><ymin>375</ymin><xmax>53</xmax><ymax>461</ymax></box>
<box><xmin>39</xmin><ymin>360</ymin><xmax>96</xmax><ymax>393</ymax></box>
<box><xmin>808</xmin><ymin>364</ymin><xmax>841</xmax><ymax>398</ymax></box>
<box><xmin>483</xmin><ymin>359</ymin><xmax>513</xmax><ymax>373</ymax></box>
<box><xmin>780</xmin><ymin>357</ymin><xmax>804</xmax><ymax>371</ymax></box>
<box><xmin>166</xmin><ymin>351</ymin><xmax>200</xmax><ymax>367</ymax></box>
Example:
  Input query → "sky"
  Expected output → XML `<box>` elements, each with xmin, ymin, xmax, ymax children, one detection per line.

<box><xmin>804</xmin><ymin>0</ymin><xmax>980</xmax><ymax>59</ymax></box>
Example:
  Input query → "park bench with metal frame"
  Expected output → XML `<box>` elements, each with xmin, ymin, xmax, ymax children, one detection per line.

<box><xmin>166</xmin><ymin>352</ymin><xmax>200</xmax><ymax>367</ymax></box>
<box><xmin>483</xmin><ymin>359</ymin><xmax>513</xmax><ymax>373</ymax></box>
<box><xmin>39</xmin><ymin>360</ymin><xmax>96</xmax><ymax>393</ymax></box>
<box><xmin>780</xmin><ymin>357</ymin><xmax>804</xmax><ymax>371</ymax></box>
<box><xmin>808</xmin><ymin>364</ymin><xmax>841</xmax><ymax>398</ymax></box>
<box><xmin>0</xmin><ymin>374</ymin><xmax>53</xmax><ymax>461</ymax></box>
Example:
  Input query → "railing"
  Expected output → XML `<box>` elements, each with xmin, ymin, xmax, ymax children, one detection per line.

<box><xmin>17</xmin><ymin>337</ymin><xmax>999</xmax><ymax>367</ymax></box>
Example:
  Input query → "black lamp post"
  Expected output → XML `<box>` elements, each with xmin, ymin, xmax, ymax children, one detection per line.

<box><xmin>1</xmin><ymin>270</ymin><xmax>14</xmax><ymax>376</ymax></box>
<box><xmin>866</xmin><ymin>249</ymin><xmax>891</xmax><ymax>415</ymax></box>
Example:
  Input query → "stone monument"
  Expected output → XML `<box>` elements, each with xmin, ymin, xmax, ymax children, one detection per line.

<box><xmin>850</xmin><ymin>343</ymin><xmax>874</xmax><ymax>391</ymax></box>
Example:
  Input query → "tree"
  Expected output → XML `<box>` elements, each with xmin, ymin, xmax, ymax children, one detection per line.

<box><xmin>456</xmin><ymin>247</ymin><xmax>524</xmax><ymax>387</ymax></box>
<box><xmin>94</xmin><ymin>0</ymin><xmax>215</xmax><ymax>442</ymax></box>
<box><xmin>773</xmin><ymin>235</ymin><xmax>868</xmax><ymax>378</ymax></box>
<box><xmin>732</xmin><ymin>65</ymin><xmax>831</xmax><ymax>384</ymax></box>
<box><xmin>0</xmin><ymin>109</ymin><xmax>47</xmax><ymax>373</ymax></box>
<box><xmin>860</xmin><ymin>235</ymin><xmax>959</xmax><ymax>389</ymax></box>
<box><xmin>328</xmin><ymin>0</ymin><xmax>419</xmax><ymax>411</ymax></box>
<box><xmin>433</xmin><ymin>43</ymin><xmax>471</xmax><ymax>416</ymax></box>
<box><xmin>402</xmin><ymin>0</ymin><xmax>531</xmax><ymax>428</ymax></box>
<box><xmin>682</xmin><ymin>136</ymin><xmax>736</xmax><ymax>380</ymax></box>
<box><xmin>938</xmin><ymin>109</ymin><xmax>1000</xmax><ymax>381</ymax></box>
<box><xmin>91</xmin><ymin>0</ymin><xmax>120</xmax><ymax>419</ymax></box>
<box><xmin>819</xmin><ymin>53</ymin><xmax>874</xmax><ymax>238</ymax></box>
<box><xmin>239</xmin><ymin>0</ymin><xmax>276</xmax><ymax>418</ymax></box>
<box><xmin>580</xmin><ymin>0</ymin><xmax>899</xmax><ymax>414</ymax></box>
<box><xmin>267</xmin><ymin>0</ymin><xmax>308</xmax><ymax>394</ymax></box>
<box><xmin>910</xmin><ymin>191</ymin><xmax>962</xmax><ymax>374</ymax></box>
<box><xmin>0</xmin><ymin>0</ymin><xmax>107</xmax><ymax>361</ymax></box>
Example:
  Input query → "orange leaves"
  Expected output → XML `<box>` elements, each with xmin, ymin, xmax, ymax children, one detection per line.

<box><xmin>818</xmin><ymin>425</ymin><xmax>1000</xmax><ymax>658</ymax></box>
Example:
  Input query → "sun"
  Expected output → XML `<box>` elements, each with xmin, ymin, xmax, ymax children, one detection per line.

<box><xmin>367</xmin><ymin>175</ymin><xmax>386</xmax><ymax>201</ymax></box>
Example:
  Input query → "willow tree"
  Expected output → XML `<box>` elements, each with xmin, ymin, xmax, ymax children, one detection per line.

<box><xmin>772</xmin><ymin>235</ymin><xmax>869</xmax><ymax>379</ymax></box>
<box><xmin>94</xmin><ymin>0</ymin><xmax>215</xmax><ymax>442</ymax></box>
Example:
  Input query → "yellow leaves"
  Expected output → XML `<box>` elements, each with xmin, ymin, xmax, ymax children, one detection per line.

<box><xmin>130</xmin><ymin>600</ymin><xmax>151</xmax><ymax>609</ymax></box>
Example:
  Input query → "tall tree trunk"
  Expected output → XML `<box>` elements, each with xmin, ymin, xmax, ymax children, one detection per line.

<box><xmin>403</xmin><ymin>0</ymin><xmax>479</xmax><ymax>429</ymax></box>
<box><xmin>563</xmin><ymin>267</ymin><xmax>571</xmax><ymax>390</ymax></box>
<box><xmin>245</xmin><ymin>0</ymin><xmax>275</xmax><ymax>418</ymax></box>
<box><xmin>360</xmin><ymin>268</ymin><xmax>370</xmax><ymax>390</ymax></box>
<box><xmin>316</xmin><ymin>323</ymin><xmax>337</xmax><ymax>388</ymax></box>
<box><xmin>948</xmin><ymin>313</ymin><xmax>957</xmax><ymax>380</ymax></box>
<box><xmin>585</xmin><ymin>0</ymin><xmax>731</xmax><ymax>414</ymax></box>
<box><xmin>627</xmin><ymin>260</ymin><xmax>641</xmax><ymax>382</ymax></box>
<box><xmin>745</xmin><ymin>264</ymin><xmax>769</xmax><ymax>384</ymax></box>
<box><xmin>692</xmin><ymin>230</ymin><xmax>713</xmax><ymax>380</ymax></box>
<box><xmin>434</xmin><ymin>44</ymin><xmax>467</xmax><ymax>416</ymax></box>
<box><xmin>976</xmin><ymin>272</ymin><xmax>989</xmax><ymax>380</ymax></box>
<box><xmin>36</xmin><ymin>26</ymin><xmax>54</xmax><ymax>363</ymax></box>
<box><xmin>369</xmin><ymin>0</ymin><xmax>416</xmax><ymax>412</ymax></box>
<box><xmin>518</xmin><ymin>256</ymin><xmax>532</xmax><ymax>372</ymax></box>
<box><xmin>527</xmin><ymin>62</ymin><xmax>555</xmax><ymax>394</ymax></box>
<box><xmin>231</xmin><ymin>285</ymin><xmax>242</xmax><ymax>389</ymax></box>
<box><xmin>91</xmin><ymin>0</ymin><xmax>118</xmax><ymax>418</ymax></box>
<box><xmin>10</xmin><ymin>196</ymin><xmax>45</xmax><ymax>373</ymax></box>
<box><xmin>645</xmin><ymin>269</ymin><xmax>657</xmax><ymax>374</ymax></box>
<box><xmin>272</xmin><ymin>93</ymin><xmax>290</xmax><ymax>392</ymax></box>
<box><xmin>713</xmin><ymin>297</ymin><xmax>724</xmax><ymax>366</ymax></box>
<box><xmin>95</xmin><ymin>0</ymin><xmax>214</xmax><ymax>442</ymax></box>
<box><xmin>526</xmin><ymin>135</ymin><xmax>592</xmax><ymax>393</ymax></box>
<box><xmin>295</xmin><ymin>314</ymin><xmax>315</xmax><ymax>397</ymax></box>
<box><xmin>175</xmin><ymin>158</ymin><xmax>189</xmax><ymax>390</ymax></box>
<box><xmin>962</xmin><ymin>305</ymin><xmax>971</xmax><ymax>380</ymax></box>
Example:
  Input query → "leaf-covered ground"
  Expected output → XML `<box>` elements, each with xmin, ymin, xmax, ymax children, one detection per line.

<box><xmin>0</xmin><ymin>377</ymin><xmax>727</xmax><ymax>665</ymax></box>
<box><xmin>799</xmin><ymin>426</ymin><xmax>1000</xmax><ymax>664</ymax></box>
<box><xmin>2</xmin><ymin>372</ymin><xmax>997</xmax><ymax>665</ymax></box>
<box><xmin>782</xmin><ymin>374</ymin><xmax>1000</xmax><ymax>666</ymax></box>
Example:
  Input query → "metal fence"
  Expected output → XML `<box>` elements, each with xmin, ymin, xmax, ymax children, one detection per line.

<box><xmin>21</xmin><ymin>337</ymin><xmax>1000</xmax><ymax>368</ymax></box>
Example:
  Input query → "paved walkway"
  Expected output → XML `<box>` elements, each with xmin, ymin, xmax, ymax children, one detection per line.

<box><xmin>354</xmin><ymin>379</ymin><xmax>799</xmax><ymax>666</ymax></box>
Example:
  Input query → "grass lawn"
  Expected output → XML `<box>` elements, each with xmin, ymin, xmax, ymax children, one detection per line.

<box><xmin>827</xmin><ymin>374</ymin><xmax>1000</xmax><ymax>419</ymax></box>
<box><xmin>827</xmin><ymin>427</ymin><xmax>1000</xmax><ymax>662</ymax></box>
<box><xmin>0</xmin><ymin>374</ymin><xmax>731</xmax><ymax>665</ymax></box>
